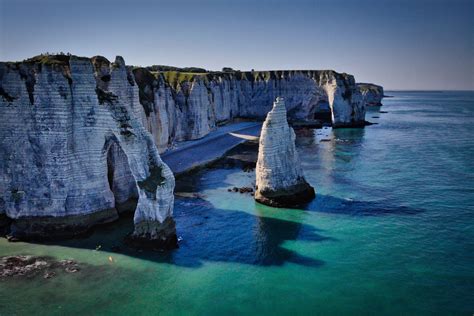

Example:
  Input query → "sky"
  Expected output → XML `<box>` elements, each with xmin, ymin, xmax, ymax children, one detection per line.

<box><xmin>0</xmin><ymin>0</ymin><xmax>473</xmax><ymax>90</ymax></box>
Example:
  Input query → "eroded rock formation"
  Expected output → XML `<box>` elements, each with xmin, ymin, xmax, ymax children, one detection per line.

<box><xmin>0</xmin><ymin>55</ymin><xmax>176</xmax><ymax>248</ymax></box>
<box><xmin>357</xmin><ymin>83</ymin><xmax>384</xmax><ymax>106</ymax></box>
<box><xmin>133</xmin><ymin>68</ymin><xmax>368</xmax><ymax>152</ymax></box>
<box><xmin>255</xmin><ymin>97</ymin><xmax>315</xmax><ymax>208</ymax></box>
<box><xmin>0</xmin><ymin>54</ymin><xmax>381</xmax><ymax>242</ymax></box>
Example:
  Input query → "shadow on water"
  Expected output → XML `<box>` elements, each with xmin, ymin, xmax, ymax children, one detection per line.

<box><xmin>29</xmin><ymin>197</ymin><xmax>329</xmax><ymax>269</ymax></box>
<box><xmin>307</xmin><ymin>194</ymin><xmax>424</xmax><ymax>217</ymax></box>
<box><xmin>39</xmin><ymin>189</ymin><xmax>423</xmax><ymax>269</ymax></box>
<box><xmin>170</xmin><ymin>198</ymin><xmax>329</xmax><ymax>268</ymax></box>
<box><xmin>9</xmin><ymin>128</ymin><xmax>423</xmax><ymax>270</ymax></box>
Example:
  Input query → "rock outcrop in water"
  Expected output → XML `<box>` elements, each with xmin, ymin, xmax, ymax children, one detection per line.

<box><xmin>255</xmin><ymin>97</ymin><xmax>315</xmax><ymax>208</ymax></box>
<box><xmin>0</xmin><ymin>55</ymin><xmax>176</xmax><ymax>248</ymax></box>
<box><xmin>357</xmin><ymin>83</ymin><xmax>384</xmax><ymax>106</ymax></box>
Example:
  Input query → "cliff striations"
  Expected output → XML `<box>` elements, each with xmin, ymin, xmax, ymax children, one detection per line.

<box><xmin>255</xmin><ymin>97</ymin><xmax>315</xmax><ymax>208</ymax></box>
<box><xmin>0</xmin><ymin>55</ymin><xmax>176</xmax><ymax>248</ymax></box>
<box><xmin>0</xmin><ymin>53</ymin><xmax>382</xmax><ymax>241</ymax></box>
<box><xmin>134</xmin><ymin>68</ymin><xmax>369</xmax><ymax>152</ymax></box>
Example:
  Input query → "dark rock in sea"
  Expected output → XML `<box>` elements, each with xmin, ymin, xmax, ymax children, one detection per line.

<box><xmin>289</xmin><ymin>119</ymin><xmax>323</xmax><ymax>129</ymax></box>
<box><xmin>229</xmin><ymin>186</ymin><xmax>254</xmax><ymax>194</ymax></box>
<box><xmin>362</xmin><ymin>121</ymin><xmax>377</xmax><ymax>126</ymax></box>
<box><xmin>333</xmin><ymin>120</ymin><xmax>376</xmax><ymax>128</ymax></box>
<box><xmin>0</xmin><ymin>255</ymin><xmax>80</xmax><ymax>279</ymax></box>
<box><xmin>255</xmin><ymin>183</ymin><xmax>316</xmax><ymax>208</ymax></box>
<box><xmin>124</xmin><ymin>217</ymin><xmax>178</xmax><ymax>251</ymax></box>
<box><xmin>242</xmin><ymin>163</ymin><xmax>255</xmax><ymax>172</ymax></box>
<box><xmin>240</xmin><ymin>187</ymin><xmax>254</xmax><ymax>194</ymax></box>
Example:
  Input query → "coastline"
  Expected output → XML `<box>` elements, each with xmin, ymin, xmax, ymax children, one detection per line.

<box><xmin>162</xmin><ymin>122</ymin><xmax>262</xmax><ymax>176</ymax></box>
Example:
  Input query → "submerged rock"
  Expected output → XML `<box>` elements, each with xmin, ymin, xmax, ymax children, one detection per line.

<box><xmin>125</xmin><ymin>216</ymin><xmax>178</xmax><ymax>250</ymax></box>
<box><xmin>0</xmin><ymin>255</ymin><xmax>80</xmax><ymax>279</ymax></box>
<box><xmin>228</xmin><ymin>186</ymin><xmax>254</xmax><ymax>194</ymax></box>
<box><xmin>255</xmin><ymin>97</ymin><xmax>315</xmax><ymax>208</ymax></box>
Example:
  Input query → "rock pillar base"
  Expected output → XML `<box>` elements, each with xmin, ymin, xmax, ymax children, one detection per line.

<box><xmin>126</xmin><ymin>217</ymin><xmax>178</xmax><ymax>250</ymax></box>
<box><xmin>255</xmin><ymin>182</ymin><xmax>315</xmax><ymax>208</ymax></box>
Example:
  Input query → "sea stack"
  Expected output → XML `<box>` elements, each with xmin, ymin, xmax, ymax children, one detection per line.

<box><xmin>255</xmin><ymin>97</ymin><xmax>315</xmax><ymax>208</ymax></box>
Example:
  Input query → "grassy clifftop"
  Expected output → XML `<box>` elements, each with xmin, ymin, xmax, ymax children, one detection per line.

<box><xmin>357</xmin><ymin>83</ymin><xmax>383</xmax><ymax>94</ymax></box>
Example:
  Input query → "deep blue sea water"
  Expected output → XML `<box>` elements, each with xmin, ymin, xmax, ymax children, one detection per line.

<box><xmin>0</xmin><ymin>91</ymin><xmax>473</xmax><ymax>315</ymax></box>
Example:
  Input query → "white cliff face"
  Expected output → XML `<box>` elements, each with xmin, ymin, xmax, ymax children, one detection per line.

<box><xmin>0</xmin><ymin>55</ymin><xmax>176</xmax><ymax>246</ymax></box>
<box><xmin>319</xmin><ymin>72</ymin><xmax>365</xmax><ymax>127</ymax></box>
<box><xmin>174</xmin><ymin>78</ymin><xmax>215</xmax><ymax>141</ymax></box>
<box><xmin>0</xmin><ymin>54</ymin><xmax>379</xmax><ymax>241</ymax></box>
<box><xmin>209</xmin><ymin>76</ymin><xmax>240</xmax><ymax>124</ymax></box>
<box><xmin>133</xmin><ymin>69</ymin><xmax>369</xmax><ymax>152</ymax></box>
<box><xmin>357</xmin><ymin>83</ymin><xmax>384</xmax><ymax>106</ymax></box>
<box><xmin>255</xmin><ymin>97</ymin><xmax>315</xmax><ymax>207</ymax></box>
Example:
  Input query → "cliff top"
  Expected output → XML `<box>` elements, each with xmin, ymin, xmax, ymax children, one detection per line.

<box><xmin>357</xmin><ymin>83</ymin><xmax>384</xmax><ymax>95</ymax></box>
<box><xmin>357</xmin><ymin>83</ymin><xmax>383</xmax><ymax>90</ymax></box>
<box><xmin>1</xmin><ymin>54</ymin><xmax>349</xmax><ymax>83</ymax></box>
<box><xmin>24</xmin><ymin>54</ymin><xmax>89</xmax><ymax>66</ymax></box>
<box><xmin>0</xmin><ymin>54</ymin><xmax>359</xmax><ymax>108</ymax></box>
<box><xmin>2</xmin><ymin>54</ymin><xmax>90</xmax><ymax>67</ymax></box>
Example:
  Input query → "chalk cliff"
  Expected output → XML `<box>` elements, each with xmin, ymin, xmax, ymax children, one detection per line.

<box><xmin>0</xmin><ymin>54</ymin><xmax>380</xmax><ymax>241</ymax></box>
<box><xmin>255</xmin><ymin>97</ymin><xmax>315</xmax><ymax>208</ymax></box>
<box><xmin>134</xmin><ymin>69</ymin><xmax>368</xmax><ymax>152</ymax></box>
<box><xmin>357</xmin><ymin>83</ymin><xmax>384</xmax><ymax>106</ymax></box>
<box><xmin>0</xmin><ymin>55</ymin><xmax>176</xmax><ymax>247</ymax></box>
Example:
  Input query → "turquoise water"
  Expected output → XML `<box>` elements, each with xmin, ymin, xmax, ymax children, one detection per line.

<box><xmin>1</xmin><ymin>91</ymin><xmax>473</xmax><ymax>315</ymax></box>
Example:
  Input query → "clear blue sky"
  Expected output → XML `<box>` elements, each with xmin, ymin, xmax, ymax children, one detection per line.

<box><xmin>1</xmin><ymin>0</ymin><xmax>473</xmax><ymax>90</ymax></box>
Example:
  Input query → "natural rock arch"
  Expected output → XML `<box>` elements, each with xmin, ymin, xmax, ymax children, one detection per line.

<box><xmin>104</xmin><ymin>135</ymin><xmax>138</xmax><ymax>215</ymax></box>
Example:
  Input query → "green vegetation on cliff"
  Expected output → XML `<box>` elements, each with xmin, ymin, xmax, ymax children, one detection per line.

<box><xmin>23</xmin><ymin>53</ymin><xmax>89</xmax><ymax>66</ymax></box>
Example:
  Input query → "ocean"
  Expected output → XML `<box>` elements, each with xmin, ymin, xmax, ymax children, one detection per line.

<box><xmin>1</xmin><ymin>91</ymin><xmax>473</xmax><ymax>315</ymax></box>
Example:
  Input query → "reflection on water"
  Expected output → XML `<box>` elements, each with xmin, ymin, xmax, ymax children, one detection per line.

<box><xmin>308</xmin><ymin>194</ymin><xmax>424</xmax><ymax>216</ymax></box>
<box><xmin>171</xmin><ymin>197</ymin><xmax>327</xmax><ymax>267</ymax></box>
<box><xmin>296</xmin><ymin>126</ymin><xmax>366</xmax><ymax>191</ymax></box>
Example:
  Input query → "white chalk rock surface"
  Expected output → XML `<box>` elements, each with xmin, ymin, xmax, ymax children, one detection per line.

<box><xmin>0</xmin><ymin>55</ymin><xmax>176</xmax><ymax>248</ymax></box>
<box><xmin>133</xmin><ymin>69</ymin><xmax>369</xmax><ymax>152</ymax></box>
<box><xmin>255</xmin><ymin>97</ymin><xmax>315</xmax><ymax>207</ymax></box>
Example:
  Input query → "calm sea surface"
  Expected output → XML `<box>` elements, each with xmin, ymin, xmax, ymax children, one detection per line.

<box><xmin>1</xmin><ymin>91</ymin><xmax>473</xmax><ymax>315</ymax></box>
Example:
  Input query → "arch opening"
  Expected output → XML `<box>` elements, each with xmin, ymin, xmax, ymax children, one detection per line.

<box><xmin>105</xmin><ymin>140</ymin><xmax>139</xmax><ymax>215</ymax></box>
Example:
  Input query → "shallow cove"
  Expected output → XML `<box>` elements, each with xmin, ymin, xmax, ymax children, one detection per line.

<box><xmin>1</xmin><ymin>91</ymin><xmax>473</xmax><ymax>315</ymax></box>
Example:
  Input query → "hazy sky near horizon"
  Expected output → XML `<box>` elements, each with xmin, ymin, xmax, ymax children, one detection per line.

<box><xmin>0</xmin><ymin>0</ymin><xmax>473</xmax><ymax>90</ymax></box>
